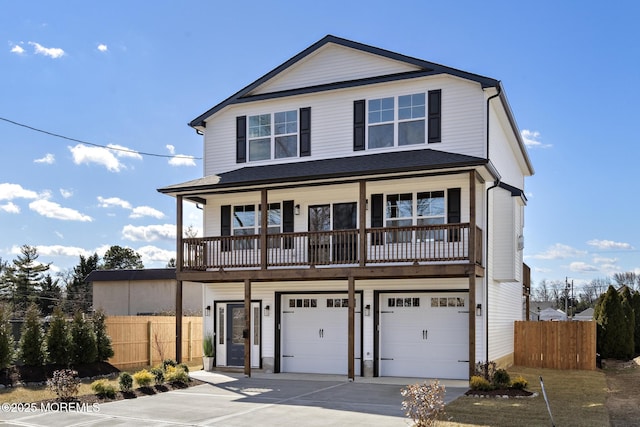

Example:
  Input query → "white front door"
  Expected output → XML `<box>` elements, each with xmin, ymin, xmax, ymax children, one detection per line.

<box><xmin>379</xmin><ymin>292</ymin><xmax>468</xmax><ymax>379</ymax></box>
<box><xmin>281</xmin><ymin>293</ymin><xmax>361</xmax><ymax>375</ymax></box>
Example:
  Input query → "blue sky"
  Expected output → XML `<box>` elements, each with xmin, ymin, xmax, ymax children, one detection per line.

<box><xmin>1</xmin><ymin>1</ymin><xmax>639</xmax><ymax>291</ymax></box>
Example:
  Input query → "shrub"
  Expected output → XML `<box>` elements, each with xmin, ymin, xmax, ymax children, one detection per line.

<box><xmin>91</xmin><ymin>379</ymin><xmax>116</xmax><ymax>399</ymax></box>
<box><xmin>162</xmin><ymin>359</ymin><xmax>177</xmax><ymax>370</ymax></box>
<box><xmin>178</xmin><ymin>362</ymin><xmax>189</xmax><ymax>374</ymax></box>
<box><xmin>45</xmin><ymin>305</ymin><xmax>71</xmax><ymax>366</ymax></box>
<box><xmin>401</xmin><ymin>380</ymin><xmax>446</xmax><ymax>427</ymax></box>
<box><xmin>470</xmin><ymin>375</ymin><xmax>493</xmax><ymax>391</ymax></box>
<box><xmin>493</xmin><ymin>369</ymin><xmax>511</xmax><ymax>388</ymax></box>
<box><xmin>70</xmin><ymin>311</ymin><xmax>97</xmax><ymax>365</ymax></box>
<box><xmin>475</xmin><ymin>360</ymin><xmax>497</xmax><ymax>382</ymax></box>
<box><xmin>19</xmin><ymin>303</ymin><xmax>46</xmax><ymax>366</ymax></box>
<box><xmin>118</xmin><ymin>372</ymin><xmax>133</xmax><ymax>392</ymax></box>
<box><xmin>511</xmin><ymin>376</ymin><xmax>528</xmax><ymax>390</ymax></box>
<box><xmin>93</xmin><ymin>309</ymin><xmax>114</xmax><ymax>362</ymax></box>
<box><xmin>47</xmin><ymin>369</ymin><xmax>80</xmax><ymax>401</ymax></box>
<box><xmin>133</xmin><ymin>369</ymin><xmax>154</xmax><ymax>387</ymax></box>
<box><xmin>0</xmin><ymin>303</ymin><xmax>14</xmax><ymax>369</ymax></box>
<box><xmin>165</xmin><ymin>365</ymin><xmax>189</xmax><ymax>384</ymax></box>
<box><xmin>596</xmin><ymin>285</ymin><xmax>629</xmax><ymax>359</ymax></box>
<box><xmin>150</xmin><ymin>367</ymin><xmax>165</xmax><ymax>385</ymax></box>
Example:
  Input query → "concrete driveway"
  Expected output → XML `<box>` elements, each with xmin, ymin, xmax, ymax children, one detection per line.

<box><xmin>1</xmin><ymin>371</ymin><xmax>468</xmax><ymax>426</ymax></box>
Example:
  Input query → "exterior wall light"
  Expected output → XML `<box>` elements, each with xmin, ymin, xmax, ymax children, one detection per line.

<box><xmin>364</xmin><ymin>304</ymin><xmax>371</xmax><ymax>316</ymax></box>
<box><xmin>476</xmin><ymin>304</ymin><xmax>482</xmax><ymax>317</ymax></box>
<box><xmin>264</xmin><ymin>305</ymin><xmax>270</xmax><ymax>317</ymax></box>
<box><xmin>205</xmin><ymin>305</ymin><xmax>211</xmax><ymax>316</ymax></box>
<box><xmin>294</xmin><ymin>204</ymin><xmax>300</xmax><ymax>215</ymax></box>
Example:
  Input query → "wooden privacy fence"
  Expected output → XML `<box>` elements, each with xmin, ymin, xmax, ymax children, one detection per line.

<box><xmin>514</xmin><ymin>321</ymin><xmax>596</xmax><ymax>370</ymax></box>
<box><xmin>105</xmin><ymin>316</ymin><xmax>203</xmax><ymax>369</ymax></box>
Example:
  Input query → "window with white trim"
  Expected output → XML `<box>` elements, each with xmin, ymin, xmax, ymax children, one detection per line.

<box><xmin>248</xmin><ymin>110</ymin><xmax>298</xmax><ymax>161</ymax></box>
<box><xmin>232</xmin><ymin>203</ymin><xmax>282</xmax><ymax>249</ymax></box>
<box><xmin>385</xmin><ymin>191</ymin><xmax>446</xmax><ymax>243</ymax></box>
<box><xmin>368</xmin><ymin>93</ymin><xmax>425</xmax><ymax>149</ymax></box>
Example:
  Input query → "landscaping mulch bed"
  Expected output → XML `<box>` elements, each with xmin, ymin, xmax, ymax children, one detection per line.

<box><xmin>464</xmin><ymin>387</ymin><xmax>535</xmax><ymax>398</ymax></box>
<box><xmin>1</xmin><ymin>362</ymin><xmax>121</xmax><ymax>387</ymax></box>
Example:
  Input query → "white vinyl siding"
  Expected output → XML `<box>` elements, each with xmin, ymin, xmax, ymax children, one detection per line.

<box><xmin>487</xmin><ymin>281</ymin><xmax>522</xmax><ymax>362</ymax></box>
<box><xmin>492</xmin><ymin>188</ymin><xmax>522</xmax><ymax>283</ymax></box>
<box><xmin>203</xmin><ymin>76</ymin><xmax>485</xmax><ymax>176</ymax></box>
<box><xmin>249</xmin><ymin>44</ymin><xmax>421</xmax><ymax>95</ymax></box>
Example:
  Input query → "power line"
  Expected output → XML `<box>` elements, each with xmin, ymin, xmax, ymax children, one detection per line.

<box><xmin>0</xmin><ymin>116</ymin><xmax>202</xmax><ymax>160</ymax></box>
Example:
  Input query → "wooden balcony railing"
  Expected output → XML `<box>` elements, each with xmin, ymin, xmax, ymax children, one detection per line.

<box><xmin>181</xmin><ymin>223</ymin><xmax>482</xmax><ymax>271</ymax></box>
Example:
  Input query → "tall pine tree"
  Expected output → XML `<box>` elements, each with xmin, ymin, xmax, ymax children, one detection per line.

<box><xmin>620</xmin><ymin>286</ymin><xmax>636</xmax><ymax>359</ymax></box>
<box><xmin>3</xmin><ymin>245</ymin><xmax>50</xmax><ymax>315</ymax></box>
<box><xmin>65</xmin><ymin>254</ymin><xmax>99</xmax><ymax>315</ymax></box>
<box><xmin>18</xmin><ymin>303</ymin><xmax>46</xmax><ymax>366</ymax></box>
<box><xmin>596</xmin><ymin>286</ymin><xmax>628</xmax><ymax>359</ymax></box>
<box><xmin>38</xmin><ymin>274</ymin><xmax>62</xmax><ymax>316</ymax></box>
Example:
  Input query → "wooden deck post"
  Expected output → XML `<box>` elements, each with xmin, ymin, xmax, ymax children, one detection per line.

<box><xmin>176</xmin><ymin>195</ymin><xmax>183</xmax><ymax>363</ymax></box>
<box><xmin>244</xmin><ymin>279</ymin><xmax>252</xmax><ymax>377</ymax></box>
<box><xmin>468</xmin><ymin>171</ymin><xmax>477</xmax><ymax>378</ymax></box>
<box><xmin>359</xmin><ymin>181</ymin><xmax>366</xmax><ymax>267</ymax></box>
<box><xmin>260</xmin><ymin>189</ymin><xmax>268</xmax><ymax>270</ymax></box>
<box><xmin>348</xmin><ymin>276</ymin><xmax>355</xmax><ymax>380</ymax></box>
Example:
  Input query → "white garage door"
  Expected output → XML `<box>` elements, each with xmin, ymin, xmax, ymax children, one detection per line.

<box><xmin>379</xmin><ymin>292</ymin><xmax>468</xmax><ymax>379</ymax></box>
<box><xmin>281</xmin><ymin>294</ymin><xmax>361</xmax><ymax>375</ymax></box>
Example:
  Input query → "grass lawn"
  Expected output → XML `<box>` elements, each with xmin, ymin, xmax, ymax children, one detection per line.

<box><xmin>439</xmin><ymin>366</ymin><xmax>610</xmax><ymax>427</ymax></box>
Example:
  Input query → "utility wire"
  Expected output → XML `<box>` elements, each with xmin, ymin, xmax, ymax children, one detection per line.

<box><xmin>0</xmin><ymin>116</ymin><xmax>202</xmax><ymax>160</ymax></box>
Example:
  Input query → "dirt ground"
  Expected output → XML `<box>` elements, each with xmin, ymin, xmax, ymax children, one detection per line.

<box><xmin>604</xmin><ymin>357</ymin><xmax>640</xmax><ymax>427</ymax></box>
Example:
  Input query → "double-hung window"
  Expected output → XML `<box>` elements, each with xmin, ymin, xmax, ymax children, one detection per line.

<box><xmin>386</xmin><ymin>193</ymin><xmax>413</xmax><ymax>243</ymax></box>
<box><xmin>248</xmin><ymin>111</ymin><xmax>298</xmax><ymax>161</ymax></box>
<box><xmin>368</xmin><ymin>93</ymin><xmax>425</xmax><ymax>149</ymax></box>
<box><xmin>232</xmin><ymin>203</ymin><xmax>282</xmax><ymax>249</ymax></box>
<box><xmin>416</xmin><ymin>191</ymin><xmax>445</xmax><ymax>241</ymax></box>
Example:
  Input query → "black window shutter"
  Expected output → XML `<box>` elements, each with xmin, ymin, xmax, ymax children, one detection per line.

<box><xmin>447</xmin><ymin>188</ymin><xmax>461</xmax><ymax>242</ymax></box>
<box><xmin>282</xmin><ymin>200</ymin><xmax>294</xmax><ymax>249</ymax></box>
<box><xmin>300</xmin><ymin>108</ymin><xmax>311</xmax><ymax>157</ymax></box>
<box><xmin>236</xmin><ymin>116</ymin><xmax>247</xmax><ymax>163</ymax></box>
<box><xmin>221</xmin><ymin>205</ymin><xmax>232</xmax><ymax>251</ymax></box>
<box><xmin>353</xmin><ymin>100</ymin><xmax>365</xmax><ymax>151</ymax></box>
<box><xmin>371</xmin><ymin>193</ymin><xmax>384</xmax><ymax>245</ymax></box>
<box><xmin>428</xmin><ymin>90</ymin><xmax>441</xmax><ymax>143</ymax></box>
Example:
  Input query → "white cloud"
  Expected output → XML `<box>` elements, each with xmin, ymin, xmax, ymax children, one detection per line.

<box><xmin>569</xmin><ymin>261</ymin><xmax>598</xmax><ymax>272</ymax></box>
<box><xmin>28</xmin><ymin>41</ymin><xmax>65</xmax><ymax>59</ymax></box>
<box><xmin>29</xmin><ymin>199</ymin><xmax>92</xmax><ymax>222</ymax></box>
<box><xmin>529</xmin><ymin>243</ymin><xmax>587</xmax><ymax>260</ymax></box>
<box><xmin>97</xmin><ymin>196</ymin><xmax>132</xmax><ymax>209</ymax></box>
<box><xmin>36</xmin><ymin>244</ymin><xmax>91</xmax><ymax>258</ymax></box>
<box><xmin>168</xmin><ymin>155</ymin><xmax>196</xmax><ymax>167</ymax></box>
<box><xmin>10</xmin><ymin>44</ymin><xmax>25</xmax><ymax>54</ymax></box>
<box><xmin>587</xmin><ymin>239</ymin><xmax>634</xmax><ymax>250</ymax></box>
<box><xmin>69</xmin><ymin>144</ymin><xmax>123</xmax><ymax>172</ymax></box>
<box><xmin>122</xmin><ymin>224</ymin><xmax>175</xmax><ymax>242</ymax></box>
<box><xmin>0</xmin><ymin>202</ymin><xmax>20</xmax><ymax>213</ymax></box>
<box><xmin>130</xmin><ymin>206</ymin><xmax>165</xmax><ymax>219</ymax></box>
<box><xmin>34</xmin><ymin>153</ymin><xmax>55</xmax><ymax>164</ymax></box>
<box><xmin>107</xmin><ymin>144</ymin><xmax>143</xmax><ymax>160</ymax></box>
<box><xmin>60</xmin><ymin>189</ymin><xmax>73</xmax><ymax>198</ymax></box>
<box><xmin>166</xmin><ymin>145</ymin><xmax>175</xmax><ymax>155</ymax></box>
<box><xmin>521</xmin><ymin>129</ymin><xmax>552</xmax><ymax>149</ymax></box>
<box><xmin>97</xmin><ymin>44</ymin><xmax>108</xmax><ymax>52</ymax></box>
<box><xmin>0</xmin><ymin>183</ymin><xmax>39</xmax><ymax>201</ymax></box>
<box><xmin>136</xmin><ymin>245</ymin><xmax>175</xmax><ymax>265</ymax></box>
<box><xmin>593</xmin><ymin>256</ymin><xmax>617</xmax><ymax>264</ymax></box>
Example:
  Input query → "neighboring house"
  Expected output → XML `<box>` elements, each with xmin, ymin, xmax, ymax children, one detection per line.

<box><xmin>87</xmin><ymin>269</ymin><xmax>202</xmax><ymax>316</ymax></box>
<box><xmin>574</xmin><ymin>307</ymin><xmax>594</xmax><ymax>321</ymax></box>
<box><xmin>158</xmin><ymin>35</ymin><xmax>533</xmax><ymax>380</ymax></box>
<box><xmin>538</xmin><ymin>307</ymin><xmax>568</xmax><ymax>321</ymax></box>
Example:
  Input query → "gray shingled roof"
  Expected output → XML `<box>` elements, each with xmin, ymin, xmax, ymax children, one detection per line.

<box><xmin>158</xmin><ymin>148</ymin><xmax>487</xmax><ymax>194</ymax></box>
<box><xmin>85</xmin><ymin>268</ymin><xmax>176</xmax><ymax>282</ymax></box>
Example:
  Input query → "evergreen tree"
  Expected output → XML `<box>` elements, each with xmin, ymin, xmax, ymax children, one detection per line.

<box><xmin>620</xmin><ymin>286</ymin><xmax>635</xmax><ymax>358</ymax></box>
<box><xmin>632</xmin><ymin>291</ymin><xmax>640</xmax><ymax>355</ymax></box>
<box><xmin>102</xmin><ymin>245</ymin><xmax>144</xmax><ymax>270</ymax></box>
<box><xmin>93</xmin><ymin>309</ymin><xmax>114</xmax><ymax>362</ymax></box>
<box><xmin>38</xmin><ymin>274</ymin><xmax>62</xmax><ymax>316</ymax></box>
<box><xmin>65</xmin><ymin>254</ymin><xmax>99</xmax><ymax>315</ymax></box>
<box><xmin>69</xmin><ymin>311</ymin><xmax>97</xmax><ymax>365</ymax></box>
<box><xmin>595</xmin><ymin>286</ymin><xmax>628</xmax><ymax>359</ymax></box>
<box><xmin>3</xmin><ymin>245</ymin><xmax>50</xmax><ymax>315</ymax></box>
<box><xmin>0</xmin><ymin>303</ymin><xmax>14</xmax><ymax>369</ymax></box>
<box><xmin>18</xmin><ymin>303</ymin><xmax>46</xmax><ymax>366</ymax></box>
<box><xmin>45</xmin><ymin>305</ymin><xmax>71</xmax><ymax>366</ymax></box>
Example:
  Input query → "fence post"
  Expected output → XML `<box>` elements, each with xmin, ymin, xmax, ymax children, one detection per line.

<box><xmin>148</xmin><ymin>320</ymin><xmax>153</xmax><ymax>366</ymax></box>
<box><xmin>188</xmin><ymin>321</ymin><xmax>193</xmax><ymax>361</ymax></box>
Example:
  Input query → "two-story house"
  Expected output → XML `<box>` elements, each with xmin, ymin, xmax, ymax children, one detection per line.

<box><xmin>159</xmin><ymin>35</ymin><xmax>533</xmax><ymax>380</ymax></box>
